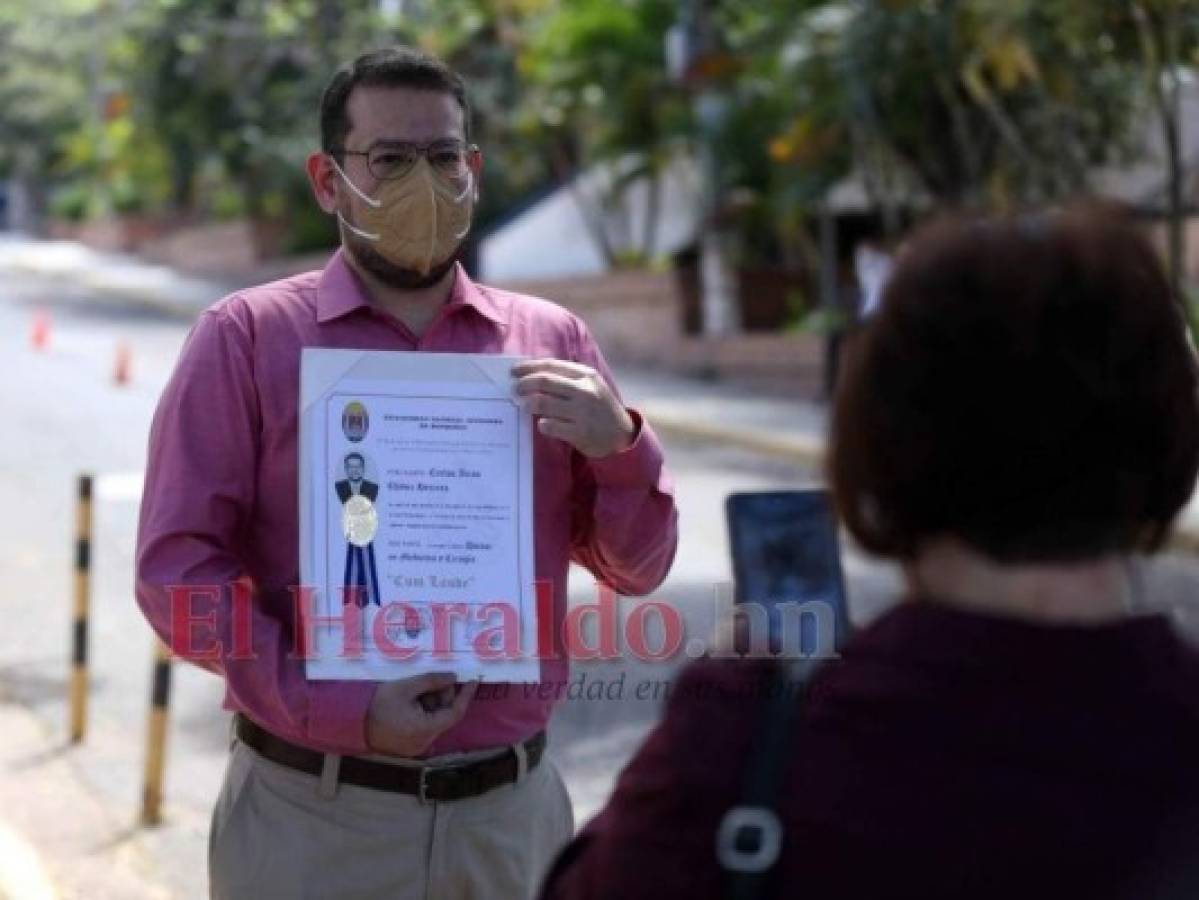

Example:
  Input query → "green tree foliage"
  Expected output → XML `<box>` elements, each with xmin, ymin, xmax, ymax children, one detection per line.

<box><xmin>5</xmin><ymin>0</ymin><xmax>1193</xmax><ymax>279</ymax></box>
<box><xmin>670</xmin><ymin>0</ymin><xmax>1196</xmax><ymax>279</ymax></box>
<box><xmin>0</xmin><ymin>0</ymin><xmax>98</xmax><ymax>216</ymax></box>
<box><xmin>127</xmin><ymin>0</ymin><xmax>383</xmax><ymax>247</ymax></box>
<box><xmin>724</xmin><ymin>1</ymin><xmax>1160</xmax><ymax>213</ymax></box>
<box><xmin>515</xmin><ymin>0</ymin><xmax>692</xmax><ymax>265</ymax></box>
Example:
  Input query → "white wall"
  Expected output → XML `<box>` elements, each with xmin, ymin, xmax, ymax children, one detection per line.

<box><xmin>479</xmin><ymin>155</ymin><xmax>702</xmax><ymax>281</ymax></box>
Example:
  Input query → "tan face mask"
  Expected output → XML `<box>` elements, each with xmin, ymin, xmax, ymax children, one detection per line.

<box><xmin>333</xmin><ymin>157</ymin><xmax>475</xmax><ymax>276</ymax></box>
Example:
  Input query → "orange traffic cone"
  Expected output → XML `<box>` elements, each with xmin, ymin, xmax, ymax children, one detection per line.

<box><xmin>114</xmin><ymin>341</ymin><xmax>132</xmax><ymax>386</ymax></box>
<box><xmin>30</xmin><ymin>310</ymin><xmax>50</xmax><ymax>351</ymax></box>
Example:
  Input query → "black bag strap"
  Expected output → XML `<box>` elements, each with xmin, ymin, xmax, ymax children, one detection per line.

<box><xmin>717</xmin><ymin>657</ymin><xmax>816</xmax><ymax>900</ymax></box>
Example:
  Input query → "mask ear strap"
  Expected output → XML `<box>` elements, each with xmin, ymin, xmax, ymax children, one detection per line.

<box><xmin>422</xmin><ymin>163</ymin><xmax>437</xmax><ymax>274</ymax></box>
<box><xmin>451</xmin><ymin>214</ymin><xmax>473</xmax><ymax>241</ymax></box>
<box><xmin>449</xmin><ymin>171</ymin><xmax>475</xmax><ymax>240</ymax></box>
<box><xmin>450</xmin><ymin>170</ymin><xmax>473</xmax><ymax>204</ymax></box>
<box><xmin>330</xmin><ymin>156</ymin><xmax>381</xmax><ymax>209</ymax></box>
<box><xmin>337</xmin><ymin>211</ymin><xmax>380</xmax><ymax>242</ymax></box>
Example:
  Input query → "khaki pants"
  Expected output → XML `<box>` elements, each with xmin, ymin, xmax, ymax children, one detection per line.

<box><xmin>208</xmin><ymin>735</ymin><xmax>575</xmax><ymax>900</ymax></box>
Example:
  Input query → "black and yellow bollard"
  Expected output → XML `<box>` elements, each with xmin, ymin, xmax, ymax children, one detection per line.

<box><xmin>69</xmin><ymin>473</ymin><xmax>92</xmax><ymax>743</ymax></box>
<box><xmin>141</xmin><ymin>640</ymin><xmax>173</xmax><ymax>825</ymax></box>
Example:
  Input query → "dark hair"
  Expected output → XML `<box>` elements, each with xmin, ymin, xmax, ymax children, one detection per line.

<box><xmin>344</xmin><ymin>452</ymin><xmax>365</xmax><ymax>466</ymax></box>
<box><xmin>320</xmin><ymin>47</ymin><xmax>471</xmax><ymax>160</ymax></box>
<box><xmin>830</xmin><ymin>206</ymin><xmax>1199</xmax><ymax>564</ymax></box>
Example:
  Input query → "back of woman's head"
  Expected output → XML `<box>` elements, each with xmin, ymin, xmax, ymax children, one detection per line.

<box><xmin>830</xmin><ymin>206</ymin><xmax>1199</xmax><ymax>564</ymax></box>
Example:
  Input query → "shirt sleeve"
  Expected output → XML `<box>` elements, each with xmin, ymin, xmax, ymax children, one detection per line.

<box><xmin>568</xmin><ymin>318</ymin><xmax>679</xmax><ymax>596</ymax></box>
<box><xmin>134</xmin><ymin>305</ymin><xmax>376</xmax><ymax>754</ymax></box>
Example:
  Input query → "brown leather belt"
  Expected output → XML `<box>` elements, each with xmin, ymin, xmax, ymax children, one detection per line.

<box><xmin>234</xmin><ymin>715</ymin><xmax>546</xmax><ymax>802</ymax></box>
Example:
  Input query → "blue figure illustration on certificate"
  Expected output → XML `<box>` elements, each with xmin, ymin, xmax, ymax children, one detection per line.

<box><xmin>335</xmin><ymin>449</ymin><xmax>382</xmax><ymax>608</ymax></box>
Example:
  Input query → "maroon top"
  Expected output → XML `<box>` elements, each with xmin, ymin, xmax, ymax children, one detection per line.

<box><xmin>542</xmin><ymin>601</ymin><xmax>1199</xmax><ymax>899</ymax></box>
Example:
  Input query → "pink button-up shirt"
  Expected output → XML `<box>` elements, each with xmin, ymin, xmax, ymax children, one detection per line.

<box><xmin>135</xmin><ymin>251</ymin><xmax>677</xmax><ymax>756</ymax></box>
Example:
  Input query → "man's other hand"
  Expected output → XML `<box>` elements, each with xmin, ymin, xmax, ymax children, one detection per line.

<box><xmin>366</xmin><ymin>672</ymin><xmax>478</xmax><ymax>757</ymax></box>
<box><xmin>512</xmin><ymin>359</ymin><xmax>635</xmax><ymax>458</ymax></box>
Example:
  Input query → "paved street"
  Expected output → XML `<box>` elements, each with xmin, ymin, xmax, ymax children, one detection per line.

<box><xmin>3</xmin><ymin>250</ymin><xmax>1199</xmax><ymax>897</ymax></box>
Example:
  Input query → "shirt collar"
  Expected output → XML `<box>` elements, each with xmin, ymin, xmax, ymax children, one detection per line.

<box><xmin>316</xmin><ymin>249</ymin><xmax>509</xmax><ymax>328</ymax></box>
<box><xmin>445</xmin><ymin>264</ymin><xmax>509</xmax><ymax>327</ymax></box>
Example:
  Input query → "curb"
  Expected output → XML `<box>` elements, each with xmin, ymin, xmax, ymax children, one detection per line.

<box><xmin>645</xmin><ymin>409</ymin><xmax>1199</xmax><ymax>558</ymax></box>
<box><xmin>86</xmin><ymin>278</ymin><xmax>210</xmax><ymax>321</ymax></box>
<box><xmin>4</xmin><ymin>260</ymin><xmax>215</xmax><ymax>322</ymax></box>
<box><xmin>644</xmin><ymin>408</ymin><xmax>825</xmax><ymax>468</ymax></box>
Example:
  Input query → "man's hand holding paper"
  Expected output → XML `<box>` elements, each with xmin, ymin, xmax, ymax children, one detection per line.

<box><xmin>512</xmin><ymin>359</ymin><xmax>636</xmax><ymax>459</ymax></box>
<box><xmin>366</xmin><ymin>672</ymin><xmax>479</xmax><ymax>756</ymax></box>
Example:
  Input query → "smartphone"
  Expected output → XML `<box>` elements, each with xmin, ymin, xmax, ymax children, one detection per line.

<box><xmin>725</xmin><ymin>490</ymin><xmax>852</xmax><ymax>656</ymax></box>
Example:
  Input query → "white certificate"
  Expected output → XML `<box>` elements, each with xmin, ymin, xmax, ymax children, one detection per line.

<box><xmin>299</xmin><ymin>349</ymin><xmax>539</xmax><ymax>682</ymax></box>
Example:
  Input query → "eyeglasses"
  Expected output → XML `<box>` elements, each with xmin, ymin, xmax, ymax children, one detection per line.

<box><xmin>335</xmin><ymin>139</ymin><xmax>477</xmax><ymax>181</ymax></box>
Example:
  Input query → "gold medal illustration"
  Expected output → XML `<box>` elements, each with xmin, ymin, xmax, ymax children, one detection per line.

<box><xmin>342</xmin><ymin>495</ymin><xmax>378</xmax><ymax>547</ymax></box>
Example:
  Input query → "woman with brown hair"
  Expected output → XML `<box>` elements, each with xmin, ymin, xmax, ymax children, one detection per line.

<box><xmin>541</xmin><ymin>209</ymin><xmax>1199</xmax><ymax>899</ymax></box>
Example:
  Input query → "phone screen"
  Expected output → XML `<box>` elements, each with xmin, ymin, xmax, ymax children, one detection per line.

<box><xmin>725</xmin><ymin>490</ymin><xmax>852</xmax><ymax>656</ymax></box>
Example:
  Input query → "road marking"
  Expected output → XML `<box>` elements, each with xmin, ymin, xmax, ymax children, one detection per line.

<box><xmin>0</xmin><ymin>821</ymin><xmax>56</xmax><ymax>900</ymax></box>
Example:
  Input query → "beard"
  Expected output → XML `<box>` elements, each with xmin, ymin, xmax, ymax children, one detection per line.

<box><xmin>341</xmin><ymin>221</ymin><xmax>462</xmax><ymax>290</ymax></box>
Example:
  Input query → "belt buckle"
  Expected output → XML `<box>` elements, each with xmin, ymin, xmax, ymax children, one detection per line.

<box><xmin>417</xmin><ymin>766</ymin><xmax>432</xmax><ymax>804</ymax></box>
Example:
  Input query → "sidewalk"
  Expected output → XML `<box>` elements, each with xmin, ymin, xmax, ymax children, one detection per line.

<box><xmin>0</xmin><ymin>700</ymin><xmax>173</xmax><ymax>899</ymax></box>
<box><xmin>3</xmin><ymin>233</ymin><xmax>1198</xmax><ymax>551</ymax></box>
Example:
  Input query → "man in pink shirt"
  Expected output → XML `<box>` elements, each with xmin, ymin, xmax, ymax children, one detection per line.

<box><xmin>136</xmin><ymin>46</ymin><xmax>677</xmax><ymax>899</ymax></box>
